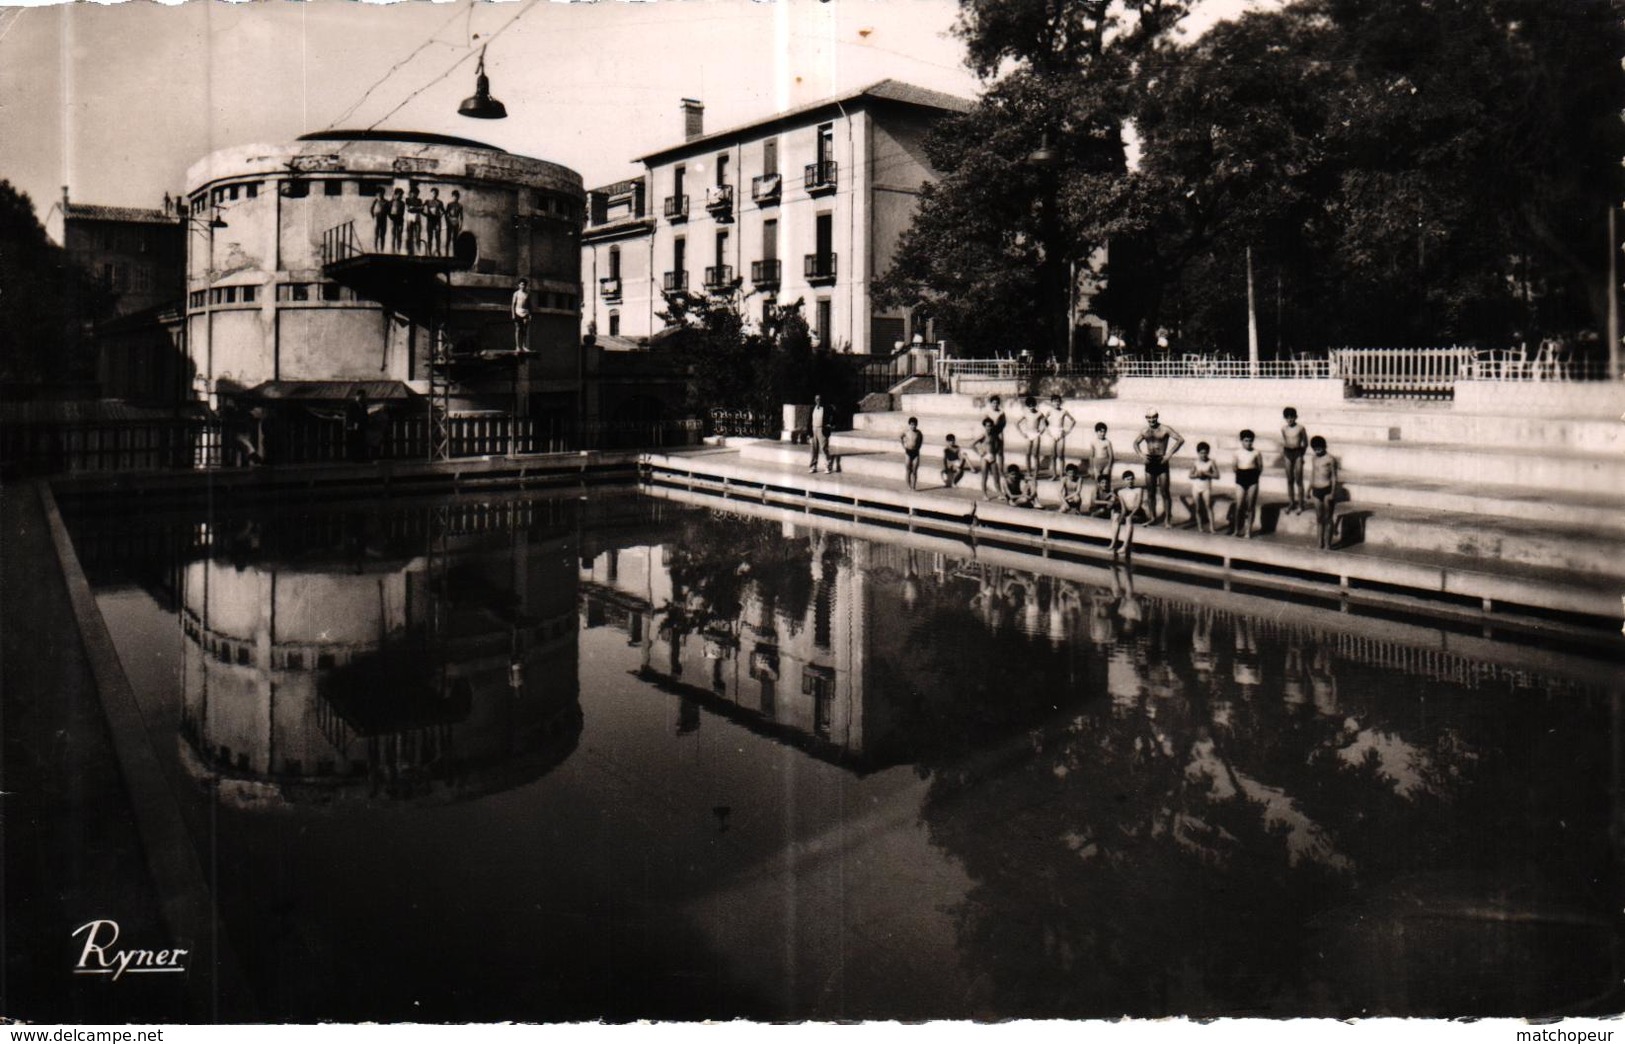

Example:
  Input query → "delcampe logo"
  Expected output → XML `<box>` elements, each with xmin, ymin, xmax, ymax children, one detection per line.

<box><xmin>71</xmin><ymin>919</ymin><xmax>189</xmax><ymax>981</ymax></box>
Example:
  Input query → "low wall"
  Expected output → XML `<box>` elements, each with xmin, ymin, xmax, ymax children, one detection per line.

<box><xmin>1114</xmin><ymin>376</ymin><xmax>1347</xmax><ymax>408</ymax></box>
<box><xmin>1453</xmin><ymin>379</ymin><xmax>1625</xmax><ymax>419</ymax></box>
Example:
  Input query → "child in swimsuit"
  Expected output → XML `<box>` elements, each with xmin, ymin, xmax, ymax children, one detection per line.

<box><xmin>1188</xmin><ymin>441</ymin><xmax>1220</xmax><ymax>534</ymax></box>
<box><xmin>900</xmin><ymin>417</ymin><xmax>924</xmax><ymax>490</ymax></box>
<box><xmin>983</xmin><ymin>396</ymin><xmax>1007</xmax><ymax>478</ymax></box>
<box><xmin>1110</xmin><ymin>470</ymin><xmax>1142</xmax><ymax>555</ymax></box>
<box><xmin>941</xmin><ymin>434</ymin><xmax>966</xmax><ymax>488</ymax></box>
<box><xmin>1232</xmin><ymin>429</ymin><xmax>1263</xmax><ymax>538</ymax></box>
<box><xmin>971</xmin><ymin>418</ymin><xmax>998</xmax><ymax>500</ymax></box>
<box><xmin>1059</xmin><ymin>463</ymin><xmax>1086</xmax><ymax>513</ymax></box>
<box><xmin>1309</xmin><ymin>435</ymin><xmax>1340</xmax><ymax>550</ymax></box>
<box><xmin>1088</xmin><ymin>422</ymin><xmax>1115</xmax><ymax>517</ymax></box>
<box><xmin>1281</xmin><ymin>406</ymin><xmax>1308</xmax><ymax>515</ymax></box>
<box><xmin>1017</xmin><ymin>396</ymin><xmax>1047</xmax><ymax>477</ymax></box>
<box><xmin>1004</xmin><ymin>464</ymin><xmax>1037</xmax><ymax>508</ymax></box>
<box><xmin>1043</xmin><ymin>395</ymin><xmax>1075</xmax><ymax>477</ymax></box>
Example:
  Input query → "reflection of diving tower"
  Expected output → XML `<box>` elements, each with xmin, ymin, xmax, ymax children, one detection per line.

<box><xmin>179</xmin><ymin>507</ymin><xmax>582</xmax><ymax>806</ymax></box>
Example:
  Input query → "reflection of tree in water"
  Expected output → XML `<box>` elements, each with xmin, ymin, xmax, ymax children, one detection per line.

<box><xmin>867</xmin><ymin>560</ymin><xmax>1616</xmax><ymax>1017</ymax></box>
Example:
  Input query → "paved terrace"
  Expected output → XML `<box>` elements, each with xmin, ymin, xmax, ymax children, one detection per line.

<box><xmin>643</xmin><ymin>378</ymin><xmax>1625</xmax><ymax>631</ymax></box>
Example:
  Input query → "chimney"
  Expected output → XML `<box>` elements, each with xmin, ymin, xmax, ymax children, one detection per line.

<box><xmin>681</xmin><ymin>99</ymin><xmax>704</xmax><ymax>142</ymax></box>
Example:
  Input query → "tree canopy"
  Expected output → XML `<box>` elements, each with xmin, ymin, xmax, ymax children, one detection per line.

<box><xmin>880</xmin><ymin>0</ymin><xmax>1624</xmax><ymax>358</ymax></box>
<box><xmin>0</xmin><ymin>180</ymin><xmax>110</xmax><ymax>383</ymax></box>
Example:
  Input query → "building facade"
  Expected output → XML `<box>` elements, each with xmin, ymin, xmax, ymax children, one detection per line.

<box><xmin>44</xmin><ymin>191</ymin><xmax>186</xmax><ymax>320</ymax></box>
<box><xmin>182</xmin><ymin>130</ymin><xmax>585</xmax><ymax>422</ymax></box>
<box><xmin>582</xmin><ymin>81</ymin><xmax>972</xmax><ymax>355</ymax></box>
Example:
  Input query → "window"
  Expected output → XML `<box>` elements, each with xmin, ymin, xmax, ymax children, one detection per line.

<box><xmin>762</xmin><ymin>219</ymin><xmax>777</xmax><ymax>261</ymax></box>
<box><xmin>674</xmin><ymin>236</ymin><xmax>686</xmax><ymax>273</ymax></box>
<box><xmin>212</xmin><ymin>187</ymin><xmax>225</xmax><ymax>205</ymax></box>
<box><xmin>281</xmin><ymin>179</ymin><xmax>309</xmax><ymax>198</ymax></box>
<box><xmin>762</xmin><ymin>296</ymin><xmax>776</xmax><ymax>325</ymax></box>
<box><xmin>816</xmin><ymin>212</ymin><xmax>833</xmax><ymax>257</ymax></box>
<box><xmin>245</xmin><ymin>183</ymin><xmax>259</xmax><ymax>199</ymax></box>
<box><xmin>673</xmin><ymin>165</ymin><xmax>686</xmax><ymax>198</ymax></box>
<box><xmin>324</xmin><ymin>180</ymin><xmax>343</xmax><ymax>197</ymax></box>
<box><xmin>609</xmin><ymin>246</ymin><xmax>621</xmax><ymax>280</ymax></box>
<box><xmin>817</xmin><ymin>299</ymin><xmax>832</xmax><ymax>343</ymax></box>
<box><xmin>321</xmin><ymin>283</ymin><xmax>341</xmax><ymax>302</ymax></box>
<box><xmin>715</xmin><ymin>230</ymin><xmax>728</xmax><ymax>265</ymax></box>
<box><xmin>608</xmin><ymin>311</ymin><xmax>620</xmax><ymax>336</ymax></box>
<box><xmin>763</xmin><ymin>138</ymin><xmax>778</xmax><ymax>177</ymax></box>
<box><xmin>278</xmin><ymin>283</ymin><xmax>311</xmax><ymax>302</ymax></box>
<box><xmin>229</xmin><ymin>185</ymin><xmax>240</xmax><ymax>201</ymax></box>
<box><xmin>241</xmin><ymin>285</ymin><xmax>257</xmax><ymax>304</ymax></box>
<box><xmin>817</xmin><ymin>123</ymin><xmax>834</xmax><ymax>166</ymax></box>
<box><xmin>716</xmin><ymin>153</ymin><xmax>729</xmax><ymax>187</ymax></box>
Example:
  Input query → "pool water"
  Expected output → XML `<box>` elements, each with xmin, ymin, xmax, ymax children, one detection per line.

<box><xmin>66</xmin><ymin>489</ymin><xmax>1624</xmax><ymax>1021</ymax></box>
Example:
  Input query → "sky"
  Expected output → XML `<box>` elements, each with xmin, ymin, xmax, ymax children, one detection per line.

<box><xmin>0</xmin><ymin>0</ymin><xmax>1272</xmax><ymax>229</ymax></box>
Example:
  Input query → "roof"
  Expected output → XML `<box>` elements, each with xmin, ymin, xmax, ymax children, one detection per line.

<box><xmin>298</xmin><ymin>129</ymin><xmax>503</xmax><ymax>153</ymax></box>
<box><xmin>636</xmin><ymin>78</ymin><xmax>976</xmax><ymax>164</ymax></box>
<box><xmin>61</xmin><ymin>204</ymin><xmax>182</xmax><ymax>227</ymax></box>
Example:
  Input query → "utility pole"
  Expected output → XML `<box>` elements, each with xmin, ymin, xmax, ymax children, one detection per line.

<box><xmin>1610</xmin><ymin>206</ymin><xmax>1620</xmax><ymax>380</ymax></box>
<box><xmin>1246</xmin><ymin>245</ymin><xmax>1260</xmax><ymax>377</ymax></box>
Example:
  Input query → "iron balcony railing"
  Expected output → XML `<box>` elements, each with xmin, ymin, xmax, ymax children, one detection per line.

<box><xmin>703</xmin><ymin>265</ymin><xmax>735</xmax><ymax>291</ymax></box>
<box><xmin>663</xmin><ymin>195</ymin><xmax>689</xmax><ymax>221</ymax></box>
<box><xmin>704</xmin><ymin>185</ymin><xmax>734</xmax><ymax>215</ymax></box>
<box><xmin>804</xmin><ymin>252</ymin><xmax>837</xmax><ymax>283</ymax></box>
<box><xmin>804</xmin><ymin>161</ymin><xmax>838</xmax><ymax>194</ymax></box>
<box><xmin>320</xmin><ymin>220</ymin><xmax>363</xmax><ymax>267</ymax></box>
<box><xmin>751</xmin><ymin>259</ymin><xmax>781</xmax><ymax>287</ymax></box>
<box><xmin>663</xmin><ymin>270</ymin><xmax>688</xmax><ymax>292</ymax></box>
<box><xmin>599</xmin><ymin>276</ymin><xmax>622</xmax><ymax>300</ymax></box>
<box><xmin>751</xmin><ymin>174</ymin><xmax>782</xmax><ymax>204</ymax></box>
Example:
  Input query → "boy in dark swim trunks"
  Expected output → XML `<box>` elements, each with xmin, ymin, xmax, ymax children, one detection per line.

<box><xmin>1004</xmin><ymin>464</ymin><xmax>1037</xmax><ymax>507</ymax></box>
<box><xmin>1133</xmin><ymin>408</ymin><xmax>1185</xmax><ymax>527</ymax></box>
<box><xmin>971</xmin><ymin>418</ymin><xmax>999</xmax><ymax>500</ymax></box>
<box><xmin>941</xmin><ymin>434</ymin><xmax>966</xmax><ymax>488</ymax></box>
<box><xmin>1281</xmin><ymin>406</ymin><xmax>1308</xmax><ymax>514</ymax></box>
<box><xmin>1309</xmin><ymin>435</ymin><xmax>1340</xmax><ymax>549</ymax></box>
<box><xmin>983</xmin><ymin>395</ymin><xmax>1008</xmax><ymax>478</ymax></box>
<box><xmin>1088</xmin><ymin>422</ymin><xmax>1115</xmax><ymax>517</ymax></box>
<box><xmin>900</xmin><ymin>416</ymin><xmax>924</xmax><ymax>490</ymax></box>
<box><xmin>1232</xmin><ymin>429</ymin><xmax>1263</xmax><ymax>538</ymax></box>
<box><xmin>1109</xmin><ymin>470</ymin><xmax>1142</xmax><ymax>555</ymax></box>
<box><xmin>1059</xmin><ymin>463</ymin><xmax>1086</xmax><ymax>513</ymax></box>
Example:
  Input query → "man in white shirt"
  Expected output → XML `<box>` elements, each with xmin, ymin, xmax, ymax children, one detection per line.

<box><xmin>511</xmin><ymin>279</ymin><xmax>531</xmax><ymax>352</ymax></box>
<box><xmin>808</xmin><ymin>394</ymin><xmax>834</xmax><ymax>474</ymax></box>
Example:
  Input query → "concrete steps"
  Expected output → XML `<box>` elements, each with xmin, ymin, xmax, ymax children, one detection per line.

<box><xmin>735</xmin><ymin>436</ymin><xmax>1625</xmax><ymax>578</ymax></box>
<box><xmin>847</xmin><ymin>412</ymin><xmax>1625</xmax><ymax>494</ymax></box>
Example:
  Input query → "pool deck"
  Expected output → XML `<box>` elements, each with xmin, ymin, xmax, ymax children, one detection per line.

<box><xmin>642</xmin><ymin>443</ymin><xmax>1625</xmax><ymax>630</ymax></box>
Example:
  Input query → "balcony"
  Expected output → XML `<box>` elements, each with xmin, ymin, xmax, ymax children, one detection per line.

<box><xmin>599</xmin><ymin>276</ymin><xmax>622</xmax><ymax>301</ymax></box>
<box><xmin>804</xmin><ymin>252</ymin><xmax>837</xmax><ymax>284</ymax></box>
<box><xmin>703</xmin><ymin>265</ymin><xmax>735</xmax><ymax>292</ymax></box>
<box><xmin>751</xmin><ymin>174</ymin><xmax>782</xmax><ymax>205</ymax></box>
<box><xmin>751</xmin><ymin>259</ymin><xmax>782</xmax><ymax>288</ymax></box>
<box><xmin>662</xmin><ymin>270</ymin><xmax>688</xmax><ymax>292</ymax></box>
<box><xmin>704</xmin><ymin>185</ymin><xmax>734</xmax><ymax>220</ymax></box>
<box><xmin>663</xmin><ymin>195</ymin><xmax>689</xmax><ymax>222</ymax></box>
<box><xmin>804</xmin><ymin>161</ymin><xmax>838</xmax><ymax>195</ymax></box>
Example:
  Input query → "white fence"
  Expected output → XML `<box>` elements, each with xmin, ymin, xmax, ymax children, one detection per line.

<box><xmin>935</xmin><ymin>346</ymin><xmax>1615</xmax><ymax>398</ymax></box>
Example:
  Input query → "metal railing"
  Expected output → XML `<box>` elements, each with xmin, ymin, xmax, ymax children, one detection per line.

<box><xmin>704</xmin><ymin>185</ymin><xmax>734</xmax><ymax>213</ymax></box>
<box><xmin>703</xmin><ymin>265</ymin><xmax>735</xmax><ymax>290</ymax></box>
<box><xmin>663</xmin><ymin>270</ymin><xmax>689</xmax><ymax>292</ymax></box>
<box><xmin>707</xmin><ymin>408</ymin><xmax>780</xmax><ymax>439</ymax></box>
<box><xmin>751</xmin><ymin>174</ymin><xmax>782</xmax><ymax>203</ymax></box>
<box><xmin>804</xmin><ymin>253</ymin><xmax>837</xmax><ymax>283</ymax></box>
<box><xmin>751</xmin><ymin>259</ymin><xmax>782</xmax><ymax>286</ymax></box>
<box><xmin>599</xmin><ymin>276</ymin><xmax>622</xmax><ymax>300</ymax></box>
<box><xmin>663</xmin><ymin>195</ymin><xmax>689</xmax><ymax>221</ymax></box>
<box><xmin>804</xmin><ymin>161</ymin><xmax>838</xmax><ymax>193</ymax></box>
<box><xmin>320</xmin><ymin>220</ymin><xmax>363</xmax><ymax>267</ymax></box>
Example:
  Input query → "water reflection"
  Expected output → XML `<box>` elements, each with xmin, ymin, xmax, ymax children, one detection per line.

<box><xmin>175</xmin><ymin>502</ymin><xmax>583</xmax><ymax>806</ymax></box>
<box><xmin>64</xmin><ymin>492</ymin><xmax>1623</xmax><ymax>1019</ymax></box>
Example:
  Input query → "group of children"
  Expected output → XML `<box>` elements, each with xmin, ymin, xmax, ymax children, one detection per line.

<box><xmin>899</xmin><ymin>395</ymin><xmax>1342</xmax><ymax>556</ymax></box>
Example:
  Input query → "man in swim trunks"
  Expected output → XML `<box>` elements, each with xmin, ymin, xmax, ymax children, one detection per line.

<box><xmin>1308</xmin><ymin>435</ymin><xmax>1341</xmax><ymax>549</ymax></box>
<box><xmin>1133</xmin><ymin>408</ymin><xmax>1185</xmax><ymax>527</ymax></box>
<box><xmin>1232</xmin><ymin>428</ymin><xmax>1263</xmax><ymax>538</ymax></box>
<box><xmin>1281</xmin><ymin>406</ymin><xmax>1309</xmax><ymax>514</ymax></box>
<box><xmin>970</xmin><ymin>418</ymin><xmax>999</xmax><ymax>500</ymax></box>
<box><xmin>1043</xmin><ymin>395</ymin><xmax>1076</xmax><ymax>478</ymax></box>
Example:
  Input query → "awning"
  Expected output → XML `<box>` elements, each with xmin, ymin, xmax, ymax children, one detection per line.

<box><xmin>234</xmin><ymin>380</ymin><xmax>422</xmax><ymax>403</ymax></box>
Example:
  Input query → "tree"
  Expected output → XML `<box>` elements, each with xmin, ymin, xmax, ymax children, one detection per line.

<box><xmin>875</xmin><ymin>0</ymin><xmax>1190</xmax><ymax>360</ymax></box>
<box><xmin>0</xmin><ymin>181</ymin><xmax>111</xmax><ymax>384</ymax></box>
<box><xmin>1121</xmin><ymin>0</ymin><xmax>1625</xmax><ymax>351</ymax></box>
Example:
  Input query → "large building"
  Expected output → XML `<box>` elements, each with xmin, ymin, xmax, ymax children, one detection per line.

<box><xmin>182</xmin><ymin>129</ymin><xmax>585</xmax><ymax>425</ymax></box>
<box><xmin>582</xmin><ymin>81</ymin><xmax>973</xmax><ymax>355</ymax></box>
<box><xmin>44</xmin><ymin>190</ymin><xmax>186</xmax><ymax>320</ymax></box>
